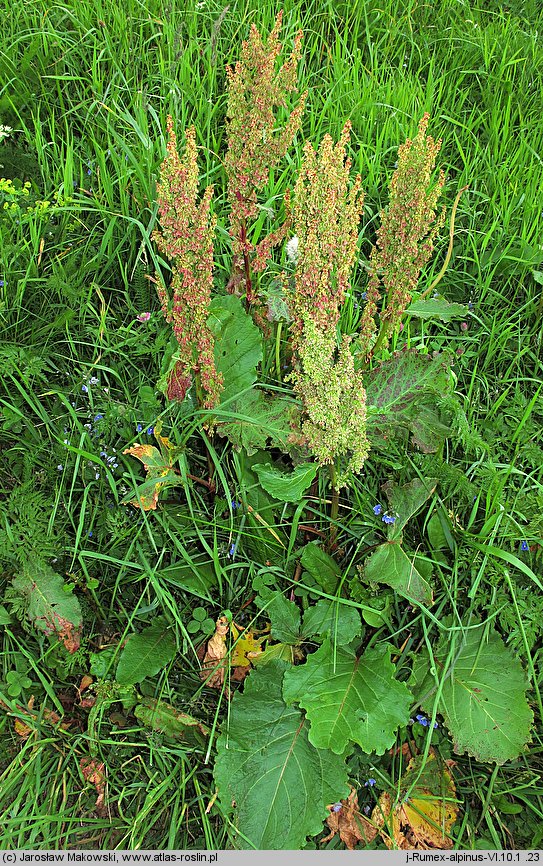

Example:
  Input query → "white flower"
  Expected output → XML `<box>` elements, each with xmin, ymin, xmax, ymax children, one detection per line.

<box><xmin>286</xmin><ymin>235</ymin><xmax>299</xmax><ymax>264</ymax></box>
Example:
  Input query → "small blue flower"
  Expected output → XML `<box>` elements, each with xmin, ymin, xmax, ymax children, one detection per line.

<box><xmin>520</xmin><ymin>540</ymin><xmax>529</xmax><ymax>552</ymax></box>
<box><xmin>364</xmin><ymin>778</ymin><xmax>376</xmax><ymax>787</ymax></box>
<box><xmin>57</xmin><ymin>464</ymin><xmax>63</xmax><ymax>471</ymax></box>
<box><xmin>415</xmin><ymin>713</ymin><xmax>429</xmax><ymax>727</ymax></box>
<box><xmin>81</xmin><ymin>384</ymin><xmax>88</xmax><ymax>393</ymax></box>
<box><xmin>231</xmin><ymin>500</ymin><xmax>242</xmax><ymax>510</ymax></box>
<box><xmin>0</xmin><ymin>280</ymin><xmax>4</xmax><ymax>287</ymax></box>
<box><xmin>94</xmin><ymin>414</ymin><xmax>104</xmax><ymax>421</ymax></box>
<box><xmin>373</xmin><ymin>504</ymin><xmax>382</xmax><ymax>515</ymax></box>
<box><xmin>360</xmin><ymin>291</ymin><xmax>367</xmax><ymax>301</ymax></box>
<box><xmin>331</xmin><ymin>803</ymin><xmax>342</xmax><ymax>813</ymax></box>
<box><xmin>89</xmin><ymin>376</ymin><xmax>99</xmax><ymax>385</ymax></box>
<box><xmin>382</xmin><ymin>513</ymin><xmax>396</xmax><ymax>525</ymax></box>
<box><xmin>147</xmin><ymin>426</ymin><xmax>154</xmax><ymax>435</ymax></box>
<box><xmin>88</xmin><ymin>530</ymin><xmax>93</xmax><ymax>538</ymax></box>
<box><xmin>136</xmin><ymin>423</ymin><xmax>143</xmax><ymax>433</ymax></box>
<box><xmin>228</xmin><ymin>542</ymin><xmax>236</xmax><ymax>557</ymax></box>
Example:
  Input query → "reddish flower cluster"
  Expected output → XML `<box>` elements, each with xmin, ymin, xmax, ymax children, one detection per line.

<box><xmin>224</xmin><ymin>12</ymin><xmax>306</xmax><ymax>299</ymax></box>
<box><xmin>289</xmin><ymin>122</ymin><xmax>363</xmax><ymax>346</ymax></box>
<box><xmin>153</xmin><ymin>117</ymin><xmax>222</xmax><ymax>408</ymax></box>
<box><xmin>359</xmin><ymin>114</ymin><xmax>446</xmax><ymax>356</ymax></box>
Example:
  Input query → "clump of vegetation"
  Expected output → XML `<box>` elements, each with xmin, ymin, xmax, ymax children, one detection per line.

<box><xmin>1</xmin><ymin>0</ymin><xmax>542</xmax><ymax>852</ymax></box>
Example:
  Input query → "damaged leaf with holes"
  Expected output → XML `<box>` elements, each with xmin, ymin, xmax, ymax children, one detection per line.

<box><xmin>7</xmin><ymin>558</ymin><xmax>82</xmax><ymax>652</ymax></box>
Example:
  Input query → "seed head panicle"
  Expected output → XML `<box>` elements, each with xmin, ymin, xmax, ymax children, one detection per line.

<box><xmin>289</xmin><ymin>121</ymin><xmax>364</xmax><ymax>345</ymax></box>
<box><xmin>153</xmin><ymin>118</ymin><xmax>223</xmax><ymax>408</ymax></box>
<box><xmin>359</xmin><ymin>114</ymin><xmax>446</xmax><ymax>354</ymax></box>
<box><xmin>225</xmin><ymin>13</ymin><xmax>306</xmax><ymax>285</ymax></box>
<box><xmin>287</xmin><ymin>124</ymin><xmax>368</xmax><ymax>484</ymax></box>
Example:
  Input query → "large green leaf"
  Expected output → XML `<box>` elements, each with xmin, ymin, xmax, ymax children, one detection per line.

<box><xmin>406</xmin><ymin>296</ymin><xmax>468</xmax><ymax>322</ymax></box>
<box><xmin>301</xmin><ymin>599</ymin><xmax>361</xmax><ymax>645</ymax></box>
<box><xmin>217</xmin><ymin>389</ymin><xmax>296</xmax><ymax>455</ymax></box>
<box><xmin>300</xmin><ymin>543</ymin><xmax>341</xmax><ymax>594</ymax></box>
<box><xmin>381</xmin><ymin>477</ymin><xmax>438</xmax><ymax>539</ymax></box>
<box><xmin>207</xmin><ymin>294</ymin><xmax>263</xmax><ymax>405</ymax></box>
<box><xmin>363</xmin><ymin>542</ymin><xmax>433</xmax><ymax>606</ymax></box>
<box><xmin>413</xmin><ymin>625</ymin><xmax>533</xmax><ymax>764</ymax></box>
<box><xmin>257</xmin><ymin>587</ymin><xmax>301</xmax><ymax>644</ymax></box>
<box><xmin>283</xmin><ymin>641</ymin><xmax>412</xmax><ymax>755</ymax></box>
<box><xmin>10</xmin><ymin>559</ymin><xmax>82</xmax><ymax>652</ymax></box>
<box><xmin>364</xmin><ymin>349</ymin><xmax>453</xmax><ymax>448</ymax></box>
<box><xmin>116</xmin><ymin>619</ymin><xmax>177</xmax><ymax>685</ymax></box>
<box><xmin>254</xmin><ymin>461</ymin><xmax>317</xmax><ymax>502</ymax></box>
<box><xmin>214</xmin><ymin>661</ymin><xmax>349</xmax><ymax>849</ymax></box>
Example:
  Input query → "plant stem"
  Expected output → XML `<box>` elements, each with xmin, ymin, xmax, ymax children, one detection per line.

<box><xmin>328</xmin><ymin>462</ymin><xmax>339</xmax><ymax>549</ymax></box>
<box><xmin>275</xmin><ymin>322</ymin><xmax>282</xmax><ymax>382</ymax></box>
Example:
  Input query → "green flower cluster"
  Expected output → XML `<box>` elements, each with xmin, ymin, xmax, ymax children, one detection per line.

<box><xmin>287</xmin><ymin>124</ymin><xmax>368</xmax><ymax>486</ymax></box>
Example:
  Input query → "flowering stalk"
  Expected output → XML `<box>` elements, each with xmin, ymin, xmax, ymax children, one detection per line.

<box><xmin>224</xmin><ymin>12</ymin><xmax>305</xmax><ymax>306</ymax></box>
<box><xmin>287</xmin><ymin>123</ymin><xmax>368</xmax><ymax>488</ymax></box>
<box><xmin>359</xmin><ymin>114</ymin><xmax>446</xmax><ymax>358</ymax></box>
<box><xmin>153</xmin><ymin>117</ymin><xmax>222</xmax><ymax>408</ymax></box>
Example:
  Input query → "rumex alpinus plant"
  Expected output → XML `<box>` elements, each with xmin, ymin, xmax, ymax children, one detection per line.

<box><xmin>359</xmin><ymin>113</ymin><xmax>446</xmax><ymax>358</ymax></box>
<box><xmin>224</xmin><ymin>11</ymin><xmax>305</xmax><ymax>305</ymax></box>
<box><xmin>115</xmin><ymin>16</ymin><xmax>535</xmax><ymax>851</ymax></box>
<box><xmin>153</xmin><ymin>118</ymin><xmax>222</xmax><ymax>408</ymax></box>
<box><xmin>286</xmin><ymin>123</ymin><xmax>369</xmax><ymax>487</ymax></box>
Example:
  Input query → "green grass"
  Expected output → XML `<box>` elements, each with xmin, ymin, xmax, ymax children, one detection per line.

<box><xmin>1</xmin><ymin>0</ymin><xmax>543</xmax><ymax>850</ymax></box>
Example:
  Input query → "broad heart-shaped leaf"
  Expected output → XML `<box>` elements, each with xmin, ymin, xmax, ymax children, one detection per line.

<box><xmin>135</xmin><ymin>698</ymin><xmax>209</xmax><ymax>745</ymax></box>
<box><xmin>283</xmin><ymin>641</ymin><xmax>412</xmax><ymax>755</ymax></box>
<box><xmin>302</xmin><ymin>599</ymin><xmax>361</xmax><ymax>645</ymax></box>
<box><xmin>363</xmin><ymin>542</ymin><xmax>433</xmax><ymax>606</ymax></box>
<box><xmin>214</xmin><ymin>660</ymin><xmax>350</xmax><ymax>849</ymax></box>
<box><xmin>217</xmin><ymin>388</ymin><xmax>295</xmax><ymax>455</ymax></box>
<box><xmin>382</xmin><ymin>477</ymin><xmax>439</xmax><ymax>539</ymax></box>
<box><xmin>413</xmin><ymin>625</ymin><xmax>533</xmax><ymax>765</ymax></box>
<box><xmin>254</xmin><ymin>461</ymin><xmax>317</xmax><ymax>502</ymax></box>
<box><xmin>406</xmin><ymin>296</ymin><xmax>468</xmax><ymax>322</ymax></box>
<box><xmin>207</xmin><ymin>294</ymin><xmax>262</xmax><ymax>406</ymax></box>
<box><xmin>257</xmin><ymin>588</ymin><xmax>301</xmax><ymax>644</ymax></box>
<box><xmin>364</xmin><ymin>349</ymin><xmax>453</xmax><ymax>447</ymax></box>
<box><xmin>10</xmin><ymin>559</ymin><xmax>82</xmax><ymax>653</ymax></box>
<box><xmin>300</xmin><ymin>543</ymin><xmax>341</xmax><ymax>594</ymax></box>
<box><xmin>116</xmin><ymin>619</ymin><xmax>176</xmax><ymax>685</ymax></box>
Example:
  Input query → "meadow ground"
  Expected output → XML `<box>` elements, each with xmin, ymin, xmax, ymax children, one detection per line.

<box><xmin>0</xmin><ymin>0</ymin><xmax>542</xmax><ymax>850</ymax></box>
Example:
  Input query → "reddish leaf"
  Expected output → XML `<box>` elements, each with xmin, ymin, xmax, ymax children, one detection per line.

<box><xmin>80</xmin><ymin>757</ymin><xmax>107</xmax><ymax>816</ymax></box>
